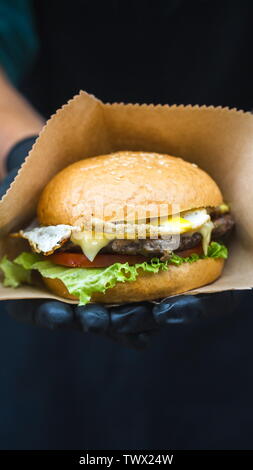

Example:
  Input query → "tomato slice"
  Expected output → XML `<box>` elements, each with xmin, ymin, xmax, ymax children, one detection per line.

<box><xmin>48</xmin><ymin>244</ymin><xmax>204</xmax><ymax>268</ymax></box>
<box><xmin>48</xmin><ymin>252</ymin><xmax>147</xmax><ymax>268</ymax></box>
<box><xmin>176</xmin><ymin>244</ymin><xmax>203</xmax><ymax>258</ymax></box>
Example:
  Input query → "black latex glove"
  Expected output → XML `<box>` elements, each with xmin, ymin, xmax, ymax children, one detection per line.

<box><xmin>1</xmin><ymin>137</ymin><xmax>247</xmax><ymax>349</ymax></box>
<box><xmin>5</xmin><ymin>291</ymin><xmax>246</xmax><ymax>349</ymax></box>
<box><xmin>0</xmin><ymin>136</ymin><xmax>38</xmax><ymax>199</ymax></box>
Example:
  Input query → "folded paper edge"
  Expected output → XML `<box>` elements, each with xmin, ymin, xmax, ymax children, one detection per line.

<box><xmin>0</xmin><ymin>90</ymin><xmax>103</xmax><ymax>205</ymax></box>
<box><xmin>1</xmin><ymin>94</ymin><xmax>250</xmax><ymax>204</ymax></box>
<box><xmin>0</xmin><ymin>92</ymin><xmax>251</xmax><ymax>301</ymax></box>
<box><xmin>0</xmin><ymin>285</ymin><xmax>250</xmax><ymax>306</ymax></box>
<box><xmin>103</xmin><ymin>101</ymin><xmax>252</xmax><ymax>117</ymax></box>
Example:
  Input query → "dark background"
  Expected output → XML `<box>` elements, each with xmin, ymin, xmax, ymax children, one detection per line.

<box><xmin>0</xmin><ymin>0</ymin><xmax>253</xmax><ymax>450</ymax></box>
<box><xmin>23</xmin><ymin>0</ymin><xmax>253</xmax><ymax>116</ymax></box>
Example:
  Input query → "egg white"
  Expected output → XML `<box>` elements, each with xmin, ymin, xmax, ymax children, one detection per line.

<box><xmin>15</xmin><ymin>208</ymin><xmax>211</xmax><ymax>259</ymax></box>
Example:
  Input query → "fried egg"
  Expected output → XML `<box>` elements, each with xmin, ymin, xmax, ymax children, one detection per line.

<box><xmin>155</xmin><ymin>208</ymin><xmax>210</xmax><ymax>235</ymax></box>
<box><xmin>13</xmin><ymin>208</ymin><xmax>212</xmax><ymax>259</ymax></box>
<box><xmin>13</xmin><ymin>222</ymin><xmax>79</xmax><ymax>255</ymax></box>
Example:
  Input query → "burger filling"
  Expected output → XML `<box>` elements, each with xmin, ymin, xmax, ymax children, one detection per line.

<box><xmin>0</xmin><ymin>205</ymin><xmax>233</xmax><ymax>305</ymax></box>
<box><xmin>100</xmin><ymin>212</ymin><xmax>234</xmax><ymax>260</ymax></box>
<box><xmin>12</xmin><ymin>205</ymin><xmax>233</xmax><ymax>259</ymax></box>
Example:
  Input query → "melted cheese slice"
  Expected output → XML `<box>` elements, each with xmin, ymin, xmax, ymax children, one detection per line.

<box><xmin>70</xmin><ymin>231</ymin><xmax>111</xmax><ymax>261</ymax></box>
<box><xmin>71</xmin><ymin>209</ymin><xmax>211</xmax><ymax>260</ymax></box>
<box><xmin>199</xmin><ymin>221</ymin><xmax>214</xmax><ymax>255</ymax></box>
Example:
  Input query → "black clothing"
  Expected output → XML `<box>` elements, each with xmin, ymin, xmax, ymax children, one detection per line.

<box><xmin>23</xmin><ymin>0</ymin><xmax>253</xmax><ymax>117</ymax></box>
<box><xmin>1</xmin><ymin>0</ymin><xmax>252</xmax><ymax>450</ymax></box>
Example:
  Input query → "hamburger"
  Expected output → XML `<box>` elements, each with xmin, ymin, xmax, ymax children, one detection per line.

<box><xmin>0</xmin><ymin>151</ymin><xmax>234</xmax><ymax>304</ymax></box>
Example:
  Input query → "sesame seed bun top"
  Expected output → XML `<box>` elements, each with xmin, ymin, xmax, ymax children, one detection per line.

<box><xmin>37</xmin><ymin>151</ymin><xmax>223</xmax><ymax>226</ymax></box>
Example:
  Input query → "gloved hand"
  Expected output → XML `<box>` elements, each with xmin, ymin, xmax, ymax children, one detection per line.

<box><xmin>5</xmin><ymin>291</ymin><xmax>246</xmax><ymax>349</ymax></box>
<box><xmin>0</xmin><ymin>137</ymin><xmax>247</xmax><ymax>349</ymax></box>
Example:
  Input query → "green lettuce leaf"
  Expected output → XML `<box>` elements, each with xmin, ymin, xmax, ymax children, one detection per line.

<box><xmin>168</xmin><ymin>241</ymin><xmax>228</xmax><ymax>266</ymax></box>
<box><xmin>0</xmin><ymin>255</ymin><xmax>31</xmax><ymax>287</ymax></box>
<box><xmin>207</xmin><ymin>241</ymin><xmax>228</xmax><ymax>258</ymax></box>
<box><xmin>0</xmin><ymin>242</ymin><xmax>228</xmax><ymax>305</ymax></box>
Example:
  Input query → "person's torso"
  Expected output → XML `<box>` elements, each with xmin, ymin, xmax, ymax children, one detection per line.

<box><xmin>22</xmin><ymin>0</ymin><xmax>253</xmax><ymax>116</ymax></box>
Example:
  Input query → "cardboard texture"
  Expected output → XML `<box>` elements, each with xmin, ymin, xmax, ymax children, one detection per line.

<box><xmin>0</xmin><ymin>90</ymin><xmax>252</xmax><ymax>303</ymax></box>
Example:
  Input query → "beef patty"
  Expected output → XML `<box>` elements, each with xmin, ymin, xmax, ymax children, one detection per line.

<box><xmin>101</xmin><ymin>213</ymin><xmax>234</xmax><ymax>259</ymax></box>
<box><xmin>59</xmin><ymin>212</ymin><xmax>234</xmax><ymax>259</ymax></box>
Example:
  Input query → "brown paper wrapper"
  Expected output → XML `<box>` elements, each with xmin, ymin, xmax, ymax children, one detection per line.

<box><xmin>0</xmin><ymin>91</ymin><xmax>252</xmax><ymax>303</ymax></box>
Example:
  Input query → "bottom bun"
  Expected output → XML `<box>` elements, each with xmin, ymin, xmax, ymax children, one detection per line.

<box><xmin>42</xmin><ymin>258</ymin><xmax>224</xmax><ymax>304</ymax></box>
